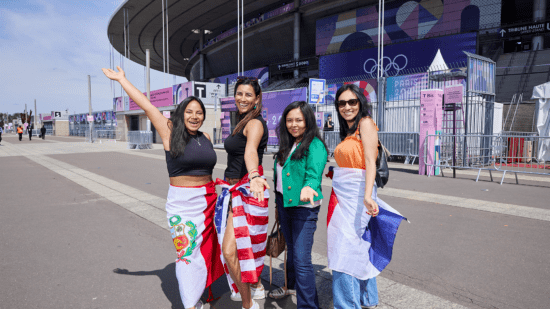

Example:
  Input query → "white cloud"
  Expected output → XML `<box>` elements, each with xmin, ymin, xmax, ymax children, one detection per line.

<box><xmin>0</xmin><ymin>0</ymin><xmax>187</xmax><ymax>115</ymax></box>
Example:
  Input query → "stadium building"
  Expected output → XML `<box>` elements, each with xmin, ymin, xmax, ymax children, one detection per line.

<box><xmin>106</xmin><ymin>0</ymin><xmax>549</xmax><ymax>141</ymax></box>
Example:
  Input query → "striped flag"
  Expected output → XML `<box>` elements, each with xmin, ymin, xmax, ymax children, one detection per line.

<box><xmin>327</xmin><ymin>167</ymin><xmax>406</xmax><ymax>280</ymax></box>
<box><xmin>215</xmin><ymin>168</ymin><xmax>270</xmax><ymax>293</ymax></box>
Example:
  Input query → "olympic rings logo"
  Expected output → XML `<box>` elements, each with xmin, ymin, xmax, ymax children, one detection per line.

<box><xmin>363</xmin><ymin>54</ymin><xmax>408</xmax><ymax>77</ymax></box>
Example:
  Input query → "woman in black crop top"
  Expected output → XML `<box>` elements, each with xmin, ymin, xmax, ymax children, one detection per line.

<box><xmin>102</xmin><ymin>67</ymin><xmax>223</xmax><ymax>309</ymax></box>
<box><xmin>219</xmin><ymin>77</ymin><xmax>269</xmax><ymax>309</ymax></box>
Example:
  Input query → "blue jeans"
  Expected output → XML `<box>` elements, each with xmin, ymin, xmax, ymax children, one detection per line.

<box><xmin>332</xmin><ymin>271</ymin><xmax>378</xmax><ymax>309</ymax></box>
<box><xmin>276</xmin><ymin>193</ymin><xmax>320</xmax><ymax>309</ymax></box>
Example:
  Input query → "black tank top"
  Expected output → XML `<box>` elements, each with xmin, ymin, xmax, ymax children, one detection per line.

<box><xmin>165</xmin><ymin>132</ymin><xmax>217</xmax><ymax>177</ymax></box>
<box><xmin>224</xmin><ymin>114</ymin><xmax>268</xmax><ymax>179</ymax></box>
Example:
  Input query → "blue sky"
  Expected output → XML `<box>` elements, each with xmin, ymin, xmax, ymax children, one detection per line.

<box><xmin>0</xmin><ymin>0</ymin><xmax>188</xmax><ymax>115</ymax></box>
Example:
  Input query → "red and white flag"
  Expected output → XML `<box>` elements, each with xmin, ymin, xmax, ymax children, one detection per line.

<box><xmin>166</xmin><ymin>182</ymin><xmax>224</xmax><ymax>308</ymax></box>
<box><xmin>215</xmin><ymin>168</ymin><xmax>270</xmax><ymax>293</ymax></box>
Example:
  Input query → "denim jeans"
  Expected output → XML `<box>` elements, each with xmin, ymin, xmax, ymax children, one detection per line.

<box><xmin>332</xmin><ymin>271</ymin><xmax>378</xmax><ymax>309</ymax></box>
<box><xmin>276</xmin><ymin>192</ymin><xmax>320</xmax><ymax>309</ymax></box>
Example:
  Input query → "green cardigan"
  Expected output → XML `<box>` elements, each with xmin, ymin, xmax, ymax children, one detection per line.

<box><xmin>273</xmin><ymin>137</ymin><xmax>328</xmax><ymax>207</ymax></box>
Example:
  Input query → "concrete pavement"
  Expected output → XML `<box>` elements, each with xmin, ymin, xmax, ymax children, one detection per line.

<box><xmin>1</xmin><ymin>134</ymin><xmax>549</xmax><ymax>309</ymax></box>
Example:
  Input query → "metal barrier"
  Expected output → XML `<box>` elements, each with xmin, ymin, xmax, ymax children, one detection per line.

<box><xmin>95</xmin><ymin>130</ymin><xmax>117</xmax><ymax>139</ymax></box>
<box><xmin>323</xmin><ymin>131</ymin><xmax>341</xmax><ymax>157</ymax></box>
<box><xmin>378</xmin><ymin>132</ymin><xmax>419</xmax><ymax>164</ymax></box>
<box><xmin>127</xmin><ymin>131</ymin><xmax>153</xmax><ymax>149</ymax></box>
<box><xmin>423</xmin><ymin>134</ymin><xmax>550</xmax><ymax>184</ymax></box>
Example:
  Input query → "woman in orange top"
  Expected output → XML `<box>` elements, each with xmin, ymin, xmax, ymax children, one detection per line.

<box><xmin>331</xmin><ymin>83</ymin><xmax>380</xmax><ymax>309</ymax></box>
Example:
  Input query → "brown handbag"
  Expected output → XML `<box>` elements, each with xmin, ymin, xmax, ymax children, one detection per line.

<box><xmin>265</xmin><ymin>211</ymin><xmax>286</xmax><ymax>284</ymax></box>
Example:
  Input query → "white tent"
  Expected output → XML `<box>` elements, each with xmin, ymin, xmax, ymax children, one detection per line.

<box><xmin>531</xmin><ymin>82</ymin><xmax>550</xmax><ymax>161</ymax></box>
<box><xmin>428</xmin><ymin>49</ymin><xmax>449</xmax><ymax>72</ymax></box>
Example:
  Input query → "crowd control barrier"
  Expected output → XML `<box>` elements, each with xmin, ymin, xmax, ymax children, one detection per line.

<box><xmin>323</xmin><ymin>131</ymin><xmax>341</xmax><ymax>157</ymax></box>
<box><xmin>127</xmin><ymin>131</ymin><xmax>153</xmax><ymax>149</ymax></box>
<box><xmin>423</xmin><ymin>134</ymin><xmax>550</xmax><ymax>185</ymax></box>
<box><xmin>378</xmin><ymin>132</ymin><xmax>419</xmax><ymax>164</ymax></box>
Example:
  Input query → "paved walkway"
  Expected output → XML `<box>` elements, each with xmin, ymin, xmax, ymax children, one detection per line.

<box><xmin>1</xmin><ymin>134</ymin><xmax>549</xmax><ymax>309</ymax></box>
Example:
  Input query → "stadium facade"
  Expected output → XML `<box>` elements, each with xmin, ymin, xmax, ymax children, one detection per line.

<box><xmin>106</xmin><ymin>0</ymin><xmax>550</xmax><ymax>140</ymax></box>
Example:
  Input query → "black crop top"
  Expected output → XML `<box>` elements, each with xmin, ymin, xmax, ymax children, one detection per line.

<box><xmin>165</xmin><ymin>132</ymin><xmax>217</xmax><ymax>177</ymax></box>
<box><xmin>224</xmin><ymin>115</ymin><xmax>269</xmax><ymax>179</ymax></box>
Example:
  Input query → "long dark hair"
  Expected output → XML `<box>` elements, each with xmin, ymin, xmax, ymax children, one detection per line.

<box><xmin>232</xmin><ymin>79</ymin><xmax>262</xmax><ymax>135</ymax></box>
<box><xmin>275</xmin><ymin>101</ymin><xmax>327</xmax><ymax>165</ymax></box>
<box><xmin>335</xmin><ymin>84</ymin><xmax>372</xmax><ymax>141</ymax></box>
<box><xmin>168</xmin><ymin>96</ymin><xmax>206</xmax><ymax>158</ymax></box>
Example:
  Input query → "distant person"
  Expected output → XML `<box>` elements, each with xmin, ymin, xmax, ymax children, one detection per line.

<box><xmin>17</xmin><ymin>126</ymin><xmax>23</xmax><ymax>141</ymax></box>
<box><xmin>103</xmin><ymin>66</ymin><xmax>224</xmax><ymax>309</ymax></box>
<box><xmin>324</xmin><ymin>115</ymin><xmax>334</xmax><ymax>132</ymax></box>
<box><xmin>41</xmin><ymin>125</ymin><xmax>46</xmax><ymax>140</ymax></box>
<box><xmin>28</xmin><ymin>124</ymin><xmax>33</xmax><ymax>141</ymax></box>
<box><xmin>0</xmin><ymin>126</ymin><xmax>3</xmax><ymax>144</ymax></box>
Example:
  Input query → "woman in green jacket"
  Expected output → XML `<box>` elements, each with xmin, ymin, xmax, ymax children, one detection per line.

<box><xmin>268</xmin><ymin>101</ymin><xmax>328</xmax><ymax>309</ymax></box>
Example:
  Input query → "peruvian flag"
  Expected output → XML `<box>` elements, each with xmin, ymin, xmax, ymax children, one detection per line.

<box><xmin>327</xmin><ymin>167</ymin><xmax>406</xmax><ymax>280</ymax></box>
<box><xmin>215</xmin><ymin>167</ymin><xmax>270</xmax><ymax>293</ymax></box>
<box><xmin>166</xmin><ymin>182</ymin><xmax>225</xmax><ymax>308</ymax></box>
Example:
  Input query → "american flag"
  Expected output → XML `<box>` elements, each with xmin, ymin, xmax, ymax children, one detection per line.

<box><xmin>215</xmin><ymin>168</ymin><xmax>269</xmax><ymax>293</ymax></box>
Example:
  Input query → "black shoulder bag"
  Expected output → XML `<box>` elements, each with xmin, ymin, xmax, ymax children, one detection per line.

<box><xmin>375</xmin><ymin>141</ymin><xmax>390</xmax><ymax>188</ymax></box>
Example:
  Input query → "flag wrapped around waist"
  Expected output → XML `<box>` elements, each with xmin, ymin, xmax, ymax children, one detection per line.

<box><xmin>327</xmin><ymin>167</ymin><xmax>406</xmax><ymax>280</ymax></box>
<box><xmin>165</xmin><ymin>182</ymin><xmax>224</xmax><ymax>308</ymax></box>
<box><xmin>214</xmin><ymin>166</ymin><xmax>270</xmax><ymax>292</ymax></box>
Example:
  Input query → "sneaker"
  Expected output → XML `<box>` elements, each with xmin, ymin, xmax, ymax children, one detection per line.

<box><xmin>267</xmin><ymin>287</ymin><xmax>296</xmax><ymax>299</ymax></box>
<box><xmin>361</xmin><ymin>305</ymin><xmax>377</xmax><ymax>309</ymax></box>
<box><xmin>230</xmin><ymin>284</ymin><xmax>266</xmax><ymax>301</ymax></box>
<box><xmin>242</xmin><ymin>300</ymin><xmax>259</xmax><ymax>309</ymax></box>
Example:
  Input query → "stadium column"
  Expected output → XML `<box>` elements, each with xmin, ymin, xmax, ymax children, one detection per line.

<box><xmin>294</xmin><ymin>0</ymin><xmax>300</xmax><ymax>79</ymax></box>
<box><xmin>533</xmin><ymin>0</ymin><xmax>546</xmax><ymax>50</ymax></box>
<box><xmin>200</xmin><ymin>29</ymin><xmax>205</xmax><ymax>80</ymax></box>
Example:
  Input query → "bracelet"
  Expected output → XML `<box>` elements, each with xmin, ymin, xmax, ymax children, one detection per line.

<box><xmin>248</xmin><ymin>169</ymin><xmax>259</xmax><ymax>174</ymax></box>
<box><xmin>250</xmin><ymin>175</ymin><xmax>261</xmax><ymax>180</ymax></box>
<box><xmin>249</xmin><ymin>171</ymin><xmax>260</xmax><ymax>177</ymax></box>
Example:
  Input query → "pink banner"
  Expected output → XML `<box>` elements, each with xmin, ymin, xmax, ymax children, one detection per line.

<box><xmin>129</xmin><ymin>87</ymin><xmax>173</xmax><ymax>110</ymax></box>
<box><xmin>115</xmin><ymin>97</ymin><xmax>124</xmax><ymax>112</ymax></box>
<box><xmin>419</xmin><ymin>89</ymin><xmax>443</xmax><ymax>176</ymax></box>
<box><xmin>444</xmin><ymin>84</ymin><xmax>463</xmax><ymax>104</ymax></box>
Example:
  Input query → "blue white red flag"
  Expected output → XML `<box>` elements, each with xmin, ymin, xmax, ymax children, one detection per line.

<box><xmin>327</xmin><ymin>167</ymin><xmax>406</xmax><ymax>280</ymax></box>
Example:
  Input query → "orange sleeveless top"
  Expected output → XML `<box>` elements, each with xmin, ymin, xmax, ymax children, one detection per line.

<box><xmin>334</xmin><ymin>117</ymin><xmax>379</xmax><ymax>169</ymax></box>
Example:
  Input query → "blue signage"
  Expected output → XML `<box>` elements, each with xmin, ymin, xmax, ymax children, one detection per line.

<box><xmin>319</xmin><ymin>32</ymin><xmax>477</xmax><ymax>80</ymax></box>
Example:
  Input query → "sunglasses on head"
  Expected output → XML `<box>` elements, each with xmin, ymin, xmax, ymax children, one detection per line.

<box><xmin>236</xmin><ymin>76</ymin><xmax>259</xmax><ymax>83</ymax></box>
<box><xmin>336</xmin><ymin>99</ymin><xmax>360</xmax><ymax>108</ymax></box>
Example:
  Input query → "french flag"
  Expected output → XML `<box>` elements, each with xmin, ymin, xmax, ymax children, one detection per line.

<box><xmin>215</xmin><ymin>167</ymin><xmax>270</xmax><ymax>293</ymax></box>
<box><xmin>327</xmin><ymin>168</ymin><xmax>406</xmax><ymax>280</ymax></box>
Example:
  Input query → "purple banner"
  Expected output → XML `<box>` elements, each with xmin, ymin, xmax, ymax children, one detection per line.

<box><xmin>220</xmin><ymin>88</ymin><xmax>307</xmax><ymax>145</ymax></box>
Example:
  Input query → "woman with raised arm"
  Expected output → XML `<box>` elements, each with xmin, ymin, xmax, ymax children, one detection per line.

<box><xmin>328</xmin><ymin>84</ymin><xmax>405</xmax><ymax>309</ymax></box>
<box><xmin>102</xmin><ymin>66</ymin><xmax>224</xmax><ymax>309</ymax></box>
<box><xmin>215</xmin><ymin>77</ymin><xmax>270</xmax><ymax>309</ymax></box>
<box><xmin>268</xmin><ymin>101</ymin><xmax>328</xmax><ymax>308</ymax></box>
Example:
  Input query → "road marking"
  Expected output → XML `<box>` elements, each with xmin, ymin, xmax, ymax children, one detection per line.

<box><xmin>21</xmin><ymin>153</ymin><xmax>467</xmax><ymax>309</ymax></box>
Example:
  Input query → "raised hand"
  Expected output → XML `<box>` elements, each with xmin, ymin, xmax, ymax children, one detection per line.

<box><xmin>102</xmin><ymin>66</ymin><xmax>126</xmax><ymax>82</ymax></box>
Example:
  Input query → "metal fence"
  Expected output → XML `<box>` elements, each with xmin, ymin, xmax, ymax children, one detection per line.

<box><xmin>378</xmin><ymin>132</ymin><xmax>419</xmax><ymax>164</ymax></box>
<box><xmin>127</xmin><ymin>131</ymin><xmax>153</xmax><ymax>149</ymax></box>
<box><xmin>423</xmin><ymin>133</ymin><xmax>550</xmax><ymax>184</ymax></box>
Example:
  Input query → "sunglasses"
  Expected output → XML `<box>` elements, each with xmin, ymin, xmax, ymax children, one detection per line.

<box><xmin>336</xmin><ymin>99</ymin><xmax>360</xmax><ymax>108</ymax></box>
<box><xmin>236</xmin><ymin>76</ymin><xmax>259</xmax><ymax>83</ymax></box>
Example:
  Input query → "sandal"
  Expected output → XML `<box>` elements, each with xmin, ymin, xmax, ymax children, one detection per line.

<box><xmin>268</xmin><ymin>287</ymin><xmax>296</xmax><ymax>299</ymax></box>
